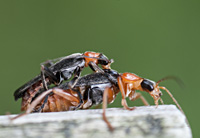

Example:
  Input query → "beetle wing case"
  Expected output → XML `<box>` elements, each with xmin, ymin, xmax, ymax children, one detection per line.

<box><xmin>14</xmin><ymin>75</ymin><xmax>42</xmax><ymax>101</ymax></box>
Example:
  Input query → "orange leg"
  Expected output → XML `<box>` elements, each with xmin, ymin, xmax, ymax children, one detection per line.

<box><xmin>11</xmin><ymin>88</ymin><xmax>80</xmax><ymax>120</ymax></box>
<box><xmin>159</xmin><ymin>98</ymin><xmax>164</xmax><ymax>105</ymax></box>
<box><xmin>117</xmin><ymin>77</ymin><xmax>135</xmax><ymax>110</ymax></box>
<box><xmin>102</xmin><ymin>87</ymin><xmax>115</xmax><ymax>132</ymax></box>
<box><xmin>159</xmin><ymin>86</ymin><xmax>183</xmax><ymax>113</ymax></box>
<box><xmin>129</xmin><ymin>92</ymin><xmax>149</xmax><ymax>106</ymax></box>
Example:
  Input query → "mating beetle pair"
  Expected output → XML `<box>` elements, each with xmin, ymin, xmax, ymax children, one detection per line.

<box><xmin>13</xmin><ymin>51</ymin><xmax>184</xmax><ymax>131</ymax></box>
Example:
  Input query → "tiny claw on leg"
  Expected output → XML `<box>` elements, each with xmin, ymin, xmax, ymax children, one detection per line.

<box><xmin>102</xmin><ymin>112</ymin><xmax>114</xmax><ymax>132</ymax></box>
<box><xmin>122</xmin><ymin>99</ymin><xmax>136</xmax><ymax>110</ymax></box>
<box><xmin>10</xmin><ymin>113</ymin><xmax>27</xmax><ymax>121</ymax></box>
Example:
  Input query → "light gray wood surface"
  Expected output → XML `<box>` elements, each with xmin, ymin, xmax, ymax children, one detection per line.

<box><xmin>0</xmin><ymin>105</ymin><xmax>192</xmax><ymax>138</ymax></box>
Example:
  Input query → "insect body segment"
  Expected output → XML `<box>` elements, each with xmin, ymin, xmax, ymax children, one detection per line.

<box><xmin>118</xmin><ymin>72</ymin><xmax>159</xmax><ymax>106</ymax></box>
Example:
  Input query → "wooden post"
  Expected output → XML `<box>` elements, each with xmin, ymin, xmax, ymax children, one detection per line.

<box><xmin>0</xmin><ymin>105</ymin><xmax>192</xmax><ymax>138</ymax></box>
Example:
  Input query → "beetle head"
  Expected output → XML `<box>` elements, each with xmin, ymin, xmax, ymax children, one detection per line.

<box><xmin>97</xmin><ymin>53</ymin><xmax>114</xmax><ymax>69</ymax></box>
<box><xmin>141</xmin><ymin>76</ymin><xmax>183</xmax><ymax>113</ymax></box>
<box><xmin>141</xmin><ymin>79</ymin><xmax>162</xmax><ymax>106</ymax></box>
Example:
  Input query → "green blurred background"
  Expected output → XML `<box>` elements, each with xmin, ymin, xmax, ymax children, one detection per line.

<box><xmin>0</xmin><ymin>0</ymin><xmax>199</xmax><ymax>137</ymax></box>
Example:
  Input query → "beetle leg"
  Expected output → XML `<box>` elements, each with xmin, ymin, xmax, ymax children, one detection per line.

<box><xmin>41</xmin><ymin>65</ymin><xmax>62</xmax><ymax>87</ymax></box>
<box><xmin>129</xmin><ymin>92</ymin><xmax>149</xmax><ymax>106</ymax></box>
<box><xmin>51</xmin><ymin>88</ymin><xmax>82</xmax><ymax>111</ymax></box>
<box><xmin>102</xmin><ymin>87</ymin><xmax>115</xmax><ymax>132</ymax></box>
<box><xmin>117</xmin><ymin>77</ymin><xmax>136</xmax><ymax>110</ymax></box>
<box><xmin>88</xmin><ymin>62</ymin><xmax>118</xmax><ymax>85</ymax></box>
<box><xmin>32</xmin><ymin>94</ymin><xmax>50</xmax><ymax>112</ymax></box>
<box><xmin>11</xmin><ymin>89</ymin><xmax>53</xmax><ymax>120</ymax></box>
<box><xmin>69</xmin><ymin>88</ymin><xmax>83</xmax><ymax>110</ymax></box>
<box><xmin>67</xmin><ymin>66</ymin><xmax>82</xmax><ymax>89</ymax></box>
<box><xmin>82</xmin><ymin>88</ymin><xmax>93</xmax><ymax>109</ymax></box>
<box><xmin>41</xmin><ymin>65</ymin><xmax>48</xmax><ymax>90</ymax></box>
<box><xmin>88</xmin><ymin>61</ymin><xmax>104</xmax><ymax>73</ymax></box>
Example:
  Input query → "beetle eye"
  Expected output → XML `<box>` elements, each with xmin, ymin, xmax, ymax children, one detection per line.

<box><xmin>98</xmin><ymin>59</ymin><xmax>108</xmax><ymax>65</ymax></box>
<box><xmin>98</xmin><ymin>54</ymin><xmax>109</xmax><ymax>65</ymax></box>
<box><xmin>141</xmin><ymin>79</ymin><xmax>154</xmax><ymax>92</ymax></box>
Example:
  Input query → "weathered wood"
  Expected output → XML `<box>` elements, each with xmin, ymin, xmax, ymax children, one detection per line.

<box><xmin>0</xmin><ymin>105</ymin><xmax>191</xmax><ymax>138</ymax></box>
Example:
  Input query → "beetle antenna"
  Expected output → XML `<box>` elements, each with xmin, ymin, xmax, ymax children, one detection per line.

<box><xmin>159</xmin><ymin>86</ymin><xmax>183</xmax><ymax>113</ymax></box>
<box><xmin>156</xmin><ymin>76</ymin><xmax>184</xmax><ymax>88</ymax></box>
